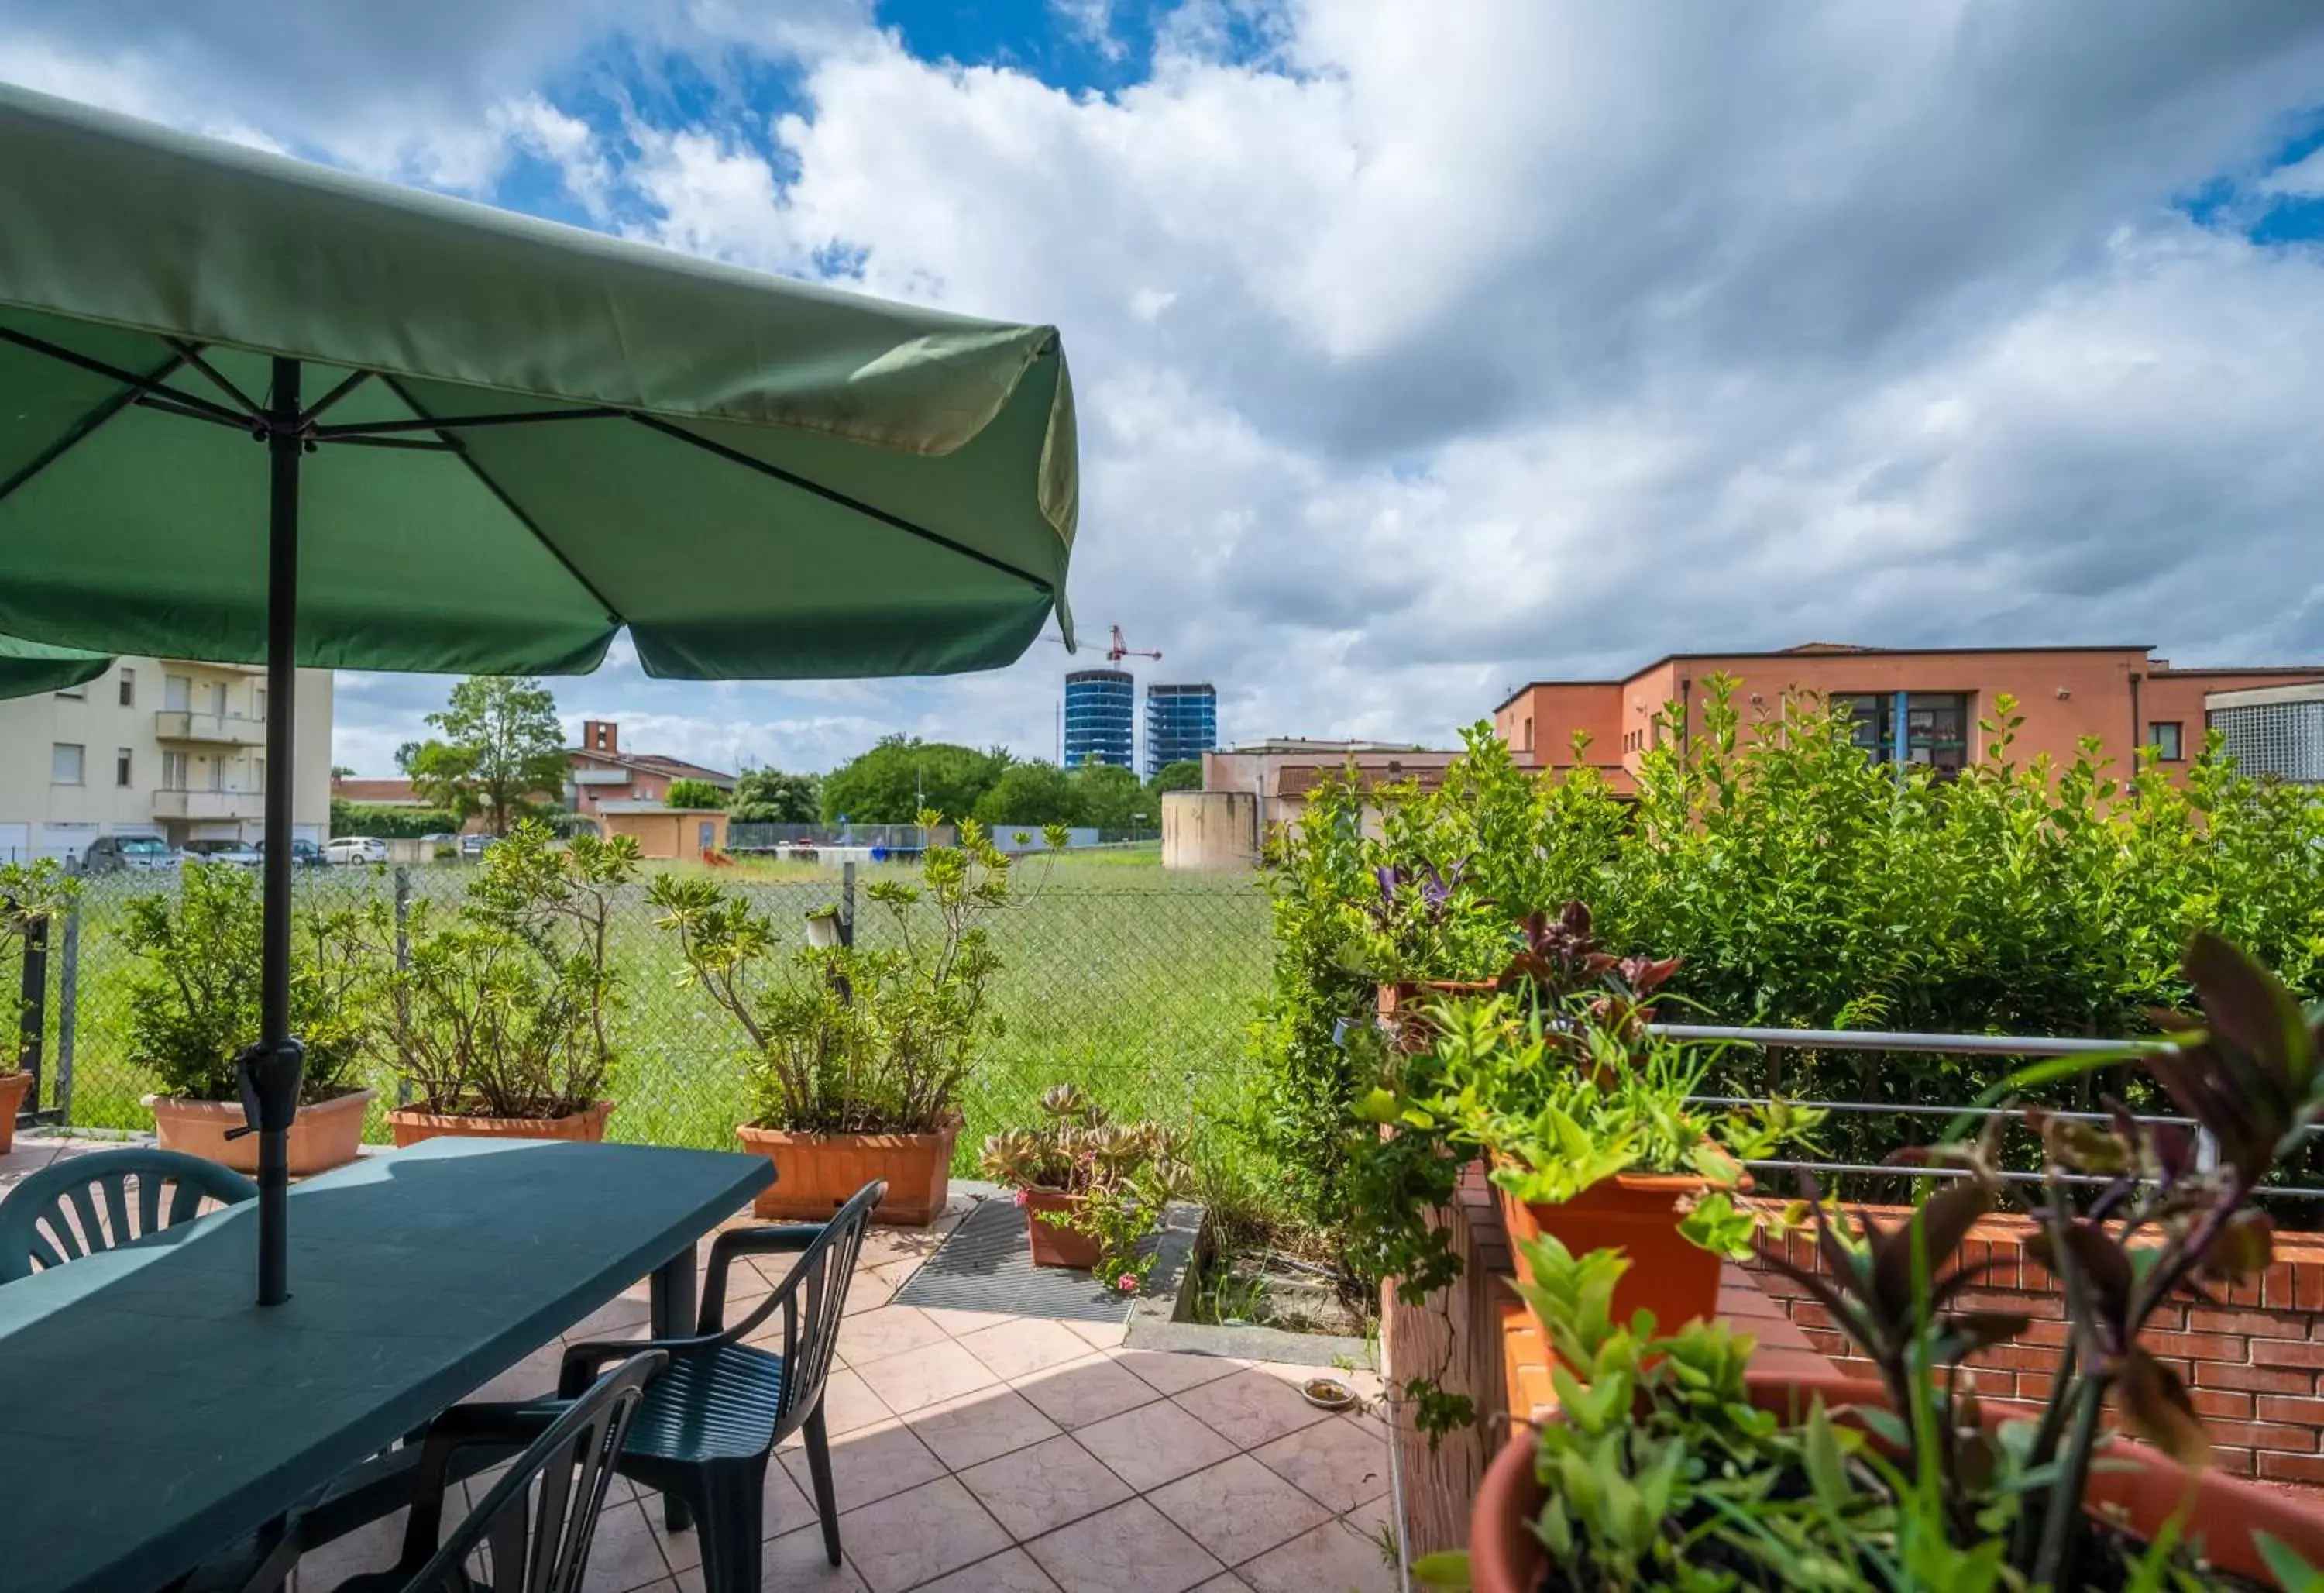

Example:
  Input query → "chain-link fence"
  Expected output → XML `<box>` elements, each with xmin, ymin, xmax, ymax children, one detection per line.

<box><xmin>24</xmin><ymin>860</ymin><xmax>1275</xmax><ymax>1167</ymax></box>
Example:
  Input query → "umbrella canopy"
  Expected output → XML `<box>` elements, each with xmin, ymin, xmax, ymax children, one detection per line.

<box><xmin>0</xmin><ymin>82</ymin><xmax>1081</xmax><ymax>1306</ymax></box>
<box><xmin>0</xmin><ymin>635</ymin><xmax>108</xmax><ymax>699</ymax></box>
<box><xmin>0</xmin><ymin>82</ymin><xmax>1077</xmax><ymax>676</ymax></box>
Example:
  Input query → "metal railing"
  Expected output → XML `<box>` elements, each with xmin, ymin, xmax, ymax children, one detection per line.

<box><xmin>1650</xmin><ymin>1020</ymin><xmax>2324</xmax><ymax>1199</ymax></box>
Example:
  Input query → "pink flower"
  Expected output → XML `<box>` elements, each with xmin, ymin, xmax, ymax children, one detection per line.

<box><xmin>1012</xmin><ymin>1189</ymin><xmax>1029</xmax><ymax>1207</ymax></box>
<box><xmin>1117</xmin><ymin>1274</ymin><xmax>1137</xmax><ymax>1292</ymax></box>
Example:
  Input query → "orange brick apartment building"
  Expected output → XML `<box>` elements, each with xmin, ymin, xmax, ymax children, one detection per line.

<box><xmin>1493</xmin><ymin>643</ymin><xmax>2324</xmax><ymax>790</ymax></box>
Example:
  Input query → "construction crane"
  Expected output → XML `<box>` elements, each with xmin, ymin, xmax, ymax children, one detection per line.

<box><xmin>1043</xmin><ymin>624</ymin><xmax>1162</xmax><ymax>663</ymax></box>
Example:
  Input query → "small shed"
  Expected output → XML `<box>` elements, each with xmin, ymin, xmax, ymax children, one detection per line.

<box><xmin>596</xmin><ymin>804</ymin><xmax>730</xmax><ymax>860</ymax></box>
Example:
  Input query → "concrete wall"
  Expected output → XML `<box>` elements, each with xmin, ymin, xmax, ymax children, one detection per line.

<box><xmin>0</xmin><ymin>659</ymin><xmax>332</xmax><ymax>860</ymax></box>
<box><xmin>1162</xmin><ymin>790</ymin><xmax>1259</xmax><ymax>870</ymax></box>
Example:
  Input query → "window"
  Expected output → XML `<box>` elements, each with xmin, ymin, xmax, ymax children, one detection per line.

<box><xmin>117</xmin><ymin>668</ymin><xmax>135</xmax><ymax>708</ymax></box>
<box><xmin>115</xmin><ymin>748</ymin><xmax>132</xmax><ymax>788</ymax></box>
<box><xmin>1833</xmin><ymin>692</ymin><xmax>1971</xmax><ymax>776</ymax></box>
<box><xmin>2149</xmin><ymin>721</ymin><xmax>2185</xmax><ymax>762</ymax></box>
<box><xmin>161</xmin><ymin>751</ymin><xmax>187</xmax><ymax>790</ymax></box>
<box><xmin>1521</xmin><ymin>716</ymin><xmax>1534</xmax><ymax>754</ymax></box>
<box><xmin>205</xmin><ymin>681</ymin><xmax>226</xmax><ymax>717</ymax></box>
<box><xmin>51</xmin><ymin>744</ymin><xmax>84</xmax><ymax>785</ymax></box>
<box><xmin>255</xmin><ymin>757</ymin><xmax>266</xmax><ymax>793</ymax></box>
<box><xmin>163</xmin><ymin>674</ymin><xmax>191</xmax><ymax>712</ymax></box>
<box><xmin>253</xmin><ymin>686</ymin><xmax>266</xmax><ymax>720</ymax></box>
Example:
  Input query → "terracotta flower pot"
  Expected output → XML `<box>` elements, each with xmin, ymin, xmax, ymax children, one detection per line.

<box><xmin>0</xmin><ymin>1068</ymin><xmax>31</xmax><ymax>1154</ymax></box>
<box><xmin>734</xmin><ymin>1113</ymin><xmax>961</xmax><ymax>1227</ymax></box>
<box><xmin>147</xmin><ymin>1087</ymin><xmax>376</xmax><ymax>1175</ymax></box>
<box><xmin>1470</xmin><ymin>1367</ymin><xmax>2324</xmax><ymax>1593</ymax></box>
<box><xmin>386</xmin><ymin>1099</ymin><xmax>614</xmax><ymax>1147</ymax></box>
<box><xmin>1498</xmin><ymin>1171</ymin><xmax>1726</xmax><ymax>1333</ymax></box>
<box><xmin>1022</xmin><ymin>1188</ymin><xmax>1103</xmax><ymax>1269</ymax></box>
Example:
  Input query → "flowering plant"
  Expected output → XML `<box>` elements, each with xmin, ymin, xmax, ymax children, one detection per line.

<box><xmin>980</xmin><ymin>1083</ymin><xmax>1187</xmax><ymax>1291</ymax></box>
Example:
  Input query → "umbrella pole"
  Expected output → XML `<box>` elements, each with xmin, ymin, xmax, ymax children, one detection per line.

<box><xmin>252</xmin><ymin>356</ymin><xmax>308</xmax><ymax>1306</ymax></box>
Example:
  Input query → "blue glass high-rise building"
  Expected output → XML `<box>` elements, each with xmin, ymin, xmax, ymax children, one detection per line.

<box><xmin>1063</xmin><ymin>669</ymin><xmax>1135</xmax><ymax>768</ymax></box>
<box><xmin>1144</xmin><ymin>682</ymin><xmax>1218</xmax><ymax>776</ymax></box>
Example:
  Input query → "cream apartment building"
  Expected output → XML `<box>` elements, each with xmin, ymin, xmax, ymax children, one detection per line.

<box><xmin>0</xmin><ymin>658</ymin><xmax>332</xmax><ymax>862</ymax></box>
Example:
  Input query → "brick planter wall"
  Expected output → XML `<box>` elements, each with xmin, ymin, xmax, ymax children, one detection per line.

<box><xmin>1744</xmin><ymin>1207</ymin><xmax>2324</xmax><ymax>1489</ymax></box>
<box><xmin>1380</xmin><ymin>1166</ymin><xmax>1518</xmax><ymax>1557</ymax></box>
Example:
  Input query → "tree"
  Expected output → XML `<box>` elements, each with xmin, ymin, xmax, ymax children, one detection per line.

<box><xmin>1070</xmin><ymin>762</ymin><xmax>1147</xmax><ymax>830</ymax></box>
<box><xmin>403</xmin><ymin>676</ymin><xmax>569</xmax><ymax>837</ymax></box>
<box><xmin>329</xmin><ymin>764</ymin><xmax>357</xmax><ymax>781</ymax></box>
<box><xmin>665</xmin><ymin>777</ymin><xmax>726</xmax><ymax>810</ymax></box>
<box><xmin>820</xmin><ymin>736</ymin><xmax>1012</xmax><ymax>824</ymax></box>
<box><xmin>973</xmin><ymin>762</ymin><xmax>1080</xmax><ymax>827</ymax></box>
<box><xmin>731</xmin><ymin>769</ymin><xmax>820</xmax><ymax>824</ymax></box>
<box><xmin>1150</xmin><ymin>759</ymin><xmax>1204</xmax><ymax>796</ymax></box>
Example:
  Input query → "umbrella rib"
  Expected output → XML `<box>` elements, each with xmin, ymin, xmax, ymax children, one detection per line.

<box><xmin>0</xmin><ymin>345</ymin><xmax>194</xmax><ymax>507</ymax></box>
<box><xmin>377</xmin><ymin>375</ymin><xmax>627</xmax><ymax>624</ymax></box>
<box><xmin>164</xmin><ymin>339</ymin><xmax>266</xmax><ymax>418</ymax></box>
<box><xmin>300</xmin><ymin>369</ymin><xmax>375</xmax><ymax>427</ymax></box>
<box><xmin>0</xmin><ymin>325</ymin><xmax>252</xmax><ymax>428</ymax></box>
<box><xmin>315</xmin><ymin>407</ymin><xmax>624</xmax><ymax>439</ymax></box>
<box><xmin>626</xmin><ymin>413</ymin><xmax>1055</xmax><ymax>596</ymax></box>
<box><xmin>136</xmin><ymin>394</ymin><xmax>256</xmax><ymax>430</ymax></box>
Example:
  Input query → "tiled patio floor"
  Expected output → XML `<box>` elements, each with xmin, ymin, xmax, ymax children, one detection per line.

<box><xmin>0</xmin><ymin>1138</ymin><xmax>1397</xmax><ymax>1593</ymax></box>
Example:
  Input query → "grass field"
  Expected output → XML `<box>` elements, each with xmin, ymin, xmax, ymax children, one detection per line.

<box><xmin>46</xmin><ymin>852</ymin><xmax>1278</xmax><ymax>1194</ymax></box>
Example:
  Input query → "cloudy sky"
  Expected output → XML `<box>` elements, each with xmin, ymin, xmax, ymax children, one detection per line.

<box><xmin>8</xmin><ymin>2</ymin><xmax>2324</xmax><ymax>775</ymax></box>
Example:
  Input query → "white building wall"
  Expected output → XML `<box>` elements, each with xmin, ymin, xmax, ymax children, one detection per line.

<box><xmin>0</xmin><ymin>659</ymin><xmax>334</xmax><ymax>860</ymax></box>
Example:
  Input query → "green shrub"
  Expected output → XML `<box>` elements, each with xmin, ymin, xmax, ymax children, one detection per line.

<box><xmin>122</xmin><ymin>862</ymin><xmax>367</xmax><ymax>1103</ymax></box>
<box><xmin>328</xmin><ymin>799</ymin><xmax>461</xmax><ymax>840</ymax></box>
<box><xmin>1250</xmin><ymin>680</ymin><xmax>2324</xmax><ymax>1261</ymax></box>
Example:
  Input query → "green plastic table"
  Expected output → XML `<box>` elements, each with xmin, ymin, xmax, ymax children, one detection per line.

<box><xmin>0</xmin><ymin>1137</ymin><xmax>773</xmax><ymax>1593</ymax></box>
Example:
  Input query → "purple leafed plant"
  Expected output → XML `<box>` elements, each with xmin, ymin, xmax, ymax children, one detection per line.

<box><xmin>1758</xmin><ymin>931</ymin><xmax>2322</xmax><ymax>1587</ymax></box>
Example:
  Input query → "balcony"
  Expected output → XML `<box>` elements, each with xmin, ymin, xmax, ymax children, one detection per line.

<box><xmin>154</xmin><ymin>710</ymin><xmax>267</xmax><ymax>745</ymax></box>
<box><xmin>152</xmin><ymin>789</ymin><xmax>265</xmax><ymax>821</ymax></box>
<box><xmin>160</xmin><ymin>658</ymin><xmax>265</xmax><ymax>676</ymax></box>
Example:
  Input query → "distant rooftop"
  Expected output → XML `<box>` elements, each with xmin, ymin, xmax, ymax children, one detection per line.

<box><xmin>1222</xmin><ymin>738</ymin><xmax>1452</xmax><ymax>755</ymax></box>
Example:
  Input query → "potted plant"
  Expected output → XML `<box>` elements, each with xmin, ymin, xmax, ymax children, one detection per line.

<box><xmin>1363</xmin><ymin>861</ymin><xmax>1504</xmax><ymax>1033</ymax></box>
<box><xmin>653</xmin><ymin>815</ymin><xmax>1053</xmax><ymax>1227</ymax></box>
<box><xmin>1446</xmin><ymin>932</ymin><xmax>2324</xmax><ymax>1592</ymax></box>
<box><xmin>979</xmin><ymin>1083</ymin><xmax>1185</xmax><ymax>1290</ymax></box>
<box><xmin>0</xmin><ymin>858</ymin><xmax>73</xmax><ymax>1154</ymax></box>
<box><xmin>373</xmin><ymin>822</ymin><xmax>638</xmax><ymax>1145</ymax></box>
<box><xmin>127</xmin><ymin>862</ymin><xmax>376</xmax><ymax>1175</ymax></box>
<box><xmin>1400</xmin><ymin>934</ymin><xmax>1824</xmax><ymax>1331</ymax></box>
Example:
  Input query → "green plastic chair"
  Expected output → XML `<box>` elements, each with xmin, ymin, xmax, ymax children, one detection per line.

<box><xmin>0</xmin><ymin>1147</ymin><xmax>257</xmax><ymax>1282</ymax></box>
<box><xmin>557</xmin><ymin>1178</ymin><xmax>888</xmax><ymax>1593</ymax></box>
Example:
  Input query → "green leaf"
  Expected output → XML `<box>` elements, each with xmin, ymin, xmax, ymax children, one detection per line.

<box><xmin>1410</xmin><ymin>1551</ymin><xmax>1473</xmax><ymax>1590</ymax></box>
<box><xmin>2254</xmin><ymin>1531</ymin><xmax>2324</xmax><ymax>1593</ymax></box>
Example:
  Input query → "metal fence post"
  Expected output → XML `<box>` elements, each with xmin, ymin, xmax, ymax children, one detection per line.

<box><xmin>393</xmin><ymin>865</ymin><xmax>411</xmax><ymax>1106</ymax></box>
<box><xmin>53</xmin><ymin>904</ymin><xmax>76</xmax><ymax>1123</ymax></box>
<box><xmin>839</xmin><ymin>861</ymin><xmax>856</xmax><ymax>948</ymax></box>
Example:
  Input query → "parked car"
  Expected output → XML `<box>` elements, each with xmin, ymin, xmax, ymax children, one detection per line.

<box><xmin>324</xmin><ymin>836</ymin><xmax>390</xmax><ymax>865</ymax></box>
<box><xmin>79</xmin><ymin>834</ymin><xmax>182</xmax><ymax>873</ymax></box>
<box><xmin>254</xmin><ymin>837</ymin><xmax>328</xmax><ymax>869</ymax></box>
<box><xmin>183</xmin><ymin>838</ymin><xmax>261</xmax><ymax>868</ymax></box>
<box><xmin>459</xmin><ymin>833</ymin><xmax>495</xmax><ymax>860</ymax></box>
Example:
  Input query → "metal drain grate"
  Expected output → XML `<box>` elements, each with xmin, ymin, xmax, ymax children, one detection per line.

<box><xmin>892</xmin><ymin>1198</ymin><xmax>1135</xmax><ymax>1323</ymax></box>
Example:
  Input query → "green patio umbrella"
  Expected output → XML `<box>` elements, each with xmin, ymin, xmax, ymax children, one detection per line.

<box><xmin>0</xmin><ymin>82</ymin><xmax>1078</xmax><ymax>1304</ymax></box>
<box><xmin>0</xmin><ymin>635</ymin><xmax>109</xmax><ymax>699</ymax></box>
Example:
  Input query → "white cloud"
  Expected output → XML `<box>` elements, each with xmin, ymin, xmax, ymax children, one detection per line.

<box><xmin>12</xmin><ymin>1</ymin><xmax>2324</xmax><ymax>775</ymax></box>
